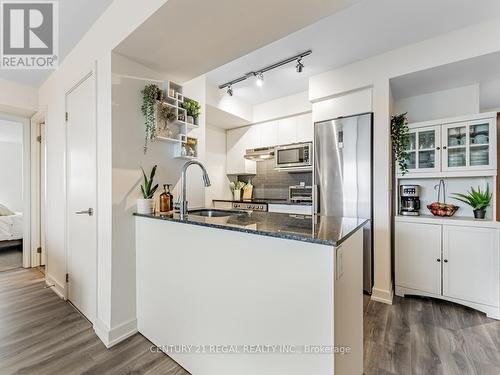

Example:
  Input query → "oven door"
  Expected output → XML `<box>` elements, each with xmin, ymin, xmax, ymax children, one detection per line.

<box><xmin>274</xmin><ymin>143</ymin><xmax>312</xmax><ymax>169</ymax></box>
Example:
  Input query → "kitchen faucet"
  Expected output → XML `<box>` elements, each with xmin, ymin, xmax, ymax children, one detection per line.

<box><xmin>179</xmin><ymin>160</ymin><xmax>211</xmax><ymax>219</ymax></box>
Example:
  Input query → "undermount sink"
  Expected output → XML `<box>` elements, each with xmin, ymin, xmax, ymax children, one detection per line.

<box><xmin>188</xmin><ymin>209</ymin><xmax>247</xmax><ymax>218</ymax></box>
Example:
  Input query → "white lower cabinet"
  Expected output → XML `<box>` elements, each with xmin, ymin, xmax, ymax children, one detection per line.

<box><xmin>443</xmin><ymin>225</ymin><xmax>500</xmax><ymax>307</ymax></box>
<box><xmin>395</xmin><ymin>222</ymin><xmax>442</xmax><ymax>295</ymax></box>
<box><xmin>396</xmin><ymin>221</ymin><xmax>500</xmax><ymax>319</ymax></box>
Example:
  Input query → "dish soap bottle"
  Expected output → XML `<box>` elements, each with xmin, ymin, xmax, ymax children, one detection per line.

<box><xmin>159</xmin><ymin>184</ymin><xmax>173</xmax><ymax>213</ymax></box>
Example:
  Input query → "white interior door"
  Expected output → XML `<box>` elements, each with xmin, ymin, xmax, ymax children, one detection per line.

<box><xmin>66</xmin><ymin>74</ymin><xmax>97</xmax><ymax>323</ymax></box>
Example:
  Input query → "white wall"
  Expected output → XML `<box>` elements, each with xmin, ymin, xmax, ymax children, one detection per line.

<box><xmin>38</xmin><ymin>0</ymin><xmax>169</xmax><ymax>347</ymax></box>
<box><xmin>394</xmin><ymin>84</ymin><xmax>480</xmax><ymax>123</ymax></box>
<box><xmin>0</xmin><ymin>79</ymin><xmax>37</xmax><ymax>117</ymax></box>
<box><xmin>252</xmin><ymin>90</ymin><xmax>311</xmax><ymax>123</ymax></box>
<box><xmin>0</xmin><ymin>141</ymin><xmax>23</xmax><ymax>212</ymax></box>
<box><xmin>309</xmin><ymin>16</ymin><xmax>500</xmax><ymax>305</ymax></box>
<box><xmin>205</xmin><ymin>124</ymin><xmax>232</xmax><ymax>206</ymax></box>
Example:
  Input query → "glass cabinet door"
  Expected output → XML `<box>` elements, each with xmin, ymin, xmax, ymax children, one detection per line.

<box><xmin>404</xmin><ymin>132</ymin><xmax>416</xmax><ymax>170</ymax></box>
<box><xmin>417</xmin><ymin>129</ymin><xmax>436</xmax><ymax>169</ymax></box>
<box><xmin>469</xmin><ymin>120</ymin><xmax>490</xmax><ymax>167</ymax></box>
<box><xmin>445</xmin><ymin>125</ymin><xmax>467</xmax><ymax>169</ymax></box>
<box><xmin>442</xmin><ymin>119</ymin><xmax>495</xmax><ymax>171</ymax></box>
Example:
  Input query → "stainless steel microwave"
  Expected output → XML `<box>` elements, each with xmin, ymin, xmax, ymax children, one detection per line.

<box><xmin>274</xmin><ymin>142</ymin><xmax>312</xmax><ymax>170</ymax></box>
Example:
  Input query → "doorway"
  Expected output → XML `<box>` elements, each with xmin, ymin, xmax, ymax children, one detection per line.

<box><xmin>65</xmin><ymin>73</ymin><xmax>97</xmax><ymax>323</ymax></box>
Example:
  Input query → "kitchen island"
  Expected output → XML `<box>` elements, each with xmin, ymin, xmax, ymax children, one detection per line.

<box><xmin>134</xmin><ymin>210</ymin><xmax>367</xmax><ymax>375</ymax></box>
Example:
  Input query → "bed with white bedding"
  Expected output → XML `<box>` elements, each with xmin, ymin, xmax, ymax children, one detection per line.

<box><xmin>0</xmin><ymin>213</ymin><xmax>23</xmax><ymax>242</ymax></box>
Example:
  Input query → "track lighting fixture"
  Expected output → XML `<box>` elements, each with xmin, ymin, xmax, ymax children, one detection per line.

<box><xmin>218</xmin><ymin>49</ymin><xmax>312</xmax><ymax>96</ymax></box>
<box><xmin>255</xmin><ymin>72</ymin><xmax>264</xmax><ymax>87</ymax></box>
<box><xmin>296</xmin><ymin>58</ymin><xmax>304</xmax><ymax>73</ymax></box>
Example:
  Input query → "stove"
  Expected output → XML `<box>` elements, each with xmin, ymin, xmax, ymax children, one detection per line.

<box><xmin>232</xmin><ymin>202</ymin><xmax>268</xmax><ymax>211</ymax></box>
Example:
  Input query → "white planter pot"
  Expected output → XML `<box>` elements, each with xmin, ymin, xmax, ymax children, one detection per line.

<box><xmin>137</xmin><ymin>198</ymin><xmax>155</xmax><ymax>214</ymax></box>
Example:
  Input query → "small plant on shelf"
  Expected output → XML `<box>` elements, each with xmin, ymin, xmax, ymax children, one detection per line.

<box><xmin>181</xmin><ymin>98</ymin><xmax>201</xmax><ymax>124</ymax></box>
<box><xmin>391</xmin><ymin>112</ymin><xmax>410</xmax><ymax>175</ymax></box>
<box><xmin>140</xmin><ymin>84</ymin><xmax>162</xmax><ymax>153</ymax></box>
<box><xmin>137</xmin><ymin>165</ymin><xmax>158</xmax><ymax>214</ymax></box>
<box><xmin>451</xmin><ymin>184</ymin><xmax>492</xmax><ymax>219</ymax></box>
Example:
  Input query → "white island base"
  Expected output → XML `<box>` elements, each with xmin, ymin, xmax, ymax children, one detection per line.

<box><xmin>135</xmin><ymin>216</ymin><xmax>364</xmax><ymax>375</ymax></box>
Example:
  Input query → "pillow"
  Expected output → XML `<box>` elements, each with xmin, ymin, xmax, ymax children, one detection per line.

<box><xmin>0</xmin><ymin>203</ymin><xmax>15</xmax><ymax>216</ymax></box>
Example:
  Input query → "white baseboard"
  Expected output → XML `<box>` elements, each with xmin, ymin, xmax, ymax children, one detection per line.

<box><xmin>371</xmin><ymin>285</ymin><xmax>394</xmax><ymax>305</ymax></box>
<box><xmin>94</xmin><ymin>317</ymin><xmax>138</xmax><ymax>348</ymax></box>
<box><xmin>45</xmin><ymin>274</ymin><xmax>66</xmax><ymax>300</ymax></box>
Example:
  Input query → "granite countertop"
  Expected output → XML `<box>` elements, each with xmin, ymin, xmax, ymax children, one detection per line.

<box><xmin>213</xmin><ymin>198</ymin><xmax>313</xmax><ymax>206</ymax></box>
<box><xmin>134</xmin><ymin>210</ymin><xmax>368</xmax><ymax>247</ymax></box>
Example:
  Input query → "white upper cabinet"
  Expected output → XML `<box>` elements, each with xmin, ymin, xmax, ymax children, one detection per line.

<box><xmin>401</xmin><ymin>125</ymin><xmax>441</xmax><ymax>174</ymax></box>
<box><xmin>296</xmin><ymin>113</ymin><xmax>313</xmax><ymax>143</ymax></box>
<box><xmin>399</xmin><ymin>114</ymin><xmax>497</xmax><ymax>176</ymax></box>
<box><xmin>442</xmin><ymin>119</ymin><xmax>496</xmax><ymax>172</ymax></box>
<box><xmin>257</xmin><ymin>121</ymin><xmax>278</xmax><ymax>148</ymax></box>
<box><xmin>226</xmin><ymin>127</ymin><xmax>256</xmax><ymax>175</ymax></box>
<box><xmin>225</xmin><ymin>112</ymin><xmax>313</xmax><ymax>175</ymax></box>
<box><xmin>277</xmin><ymin>117</ymin><xmax>297</xmax><ymax>145</ymax></box>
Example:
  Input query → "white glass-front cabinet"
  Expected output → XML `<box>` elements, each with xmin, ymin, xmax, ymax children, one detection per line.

<box><xmin>399</xmin><ymin>116</ymin><xmax>496</xmax><ymax>175</ymax></box>
<box><xmin>442</xmin><ymin>119</ymin><xmax>496</xmax><ymax>171</ymax></box>
<box><xmin>403</xmin><ymin>125</ymin><xmax>441</xmax><ymax>173</ymax></box>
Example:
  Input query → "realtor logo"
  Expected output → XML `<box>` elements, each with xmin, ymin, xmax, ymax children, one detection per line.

<box><xmin>1</xmin><ymin>1</ymin><xmax>58</xmax><ymax>69</ymax></box>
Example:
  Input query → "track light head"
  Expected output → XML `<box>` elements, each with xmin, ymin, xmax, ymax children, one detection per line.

<box><xmin>227</xmin><ymin>85</ymin><xmax>233</xmax><ymax>96</ymax></box>
<box><xmin>256</xmin><ymin>72</ymin><xmax>264</xmax><ymax>87</ymax></box>
<box><xmin>296</xmin><ymin>58</ymin><xmax>304</xmax><ymax>73</ymax></box>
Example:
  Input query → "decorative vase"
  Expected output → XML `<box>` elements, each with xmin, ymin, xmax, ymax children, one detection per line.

<box><xmin>233</xmin><ymin>189</ymin><xmax>241</xmax><ymax>201</ymax></box>
<box><xmin>473</xmin><ymin>209</ymin><xmax>486</xmax><ymax>219</ymax></box>
<box><xmin>194</xmin><ymin>117</ymin><xmax>199</xmax><ymax>126</ymax></box>
<box><xmin>187</xmin><ymin>115</ymin><xmax>194</xmax><ymax>124</ymax></box>
<box><xmin>137</xmin><ymin>198</ymin><xmax>155</xmax><ymax>214</ymax></box>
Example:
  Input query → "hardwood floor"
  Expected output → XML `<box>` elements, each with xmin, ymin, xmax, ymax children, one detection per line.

<box><xmin>364</xmin><ymin>294</ymin><xmax>500</xmax><ymax>375</ymax></box>
<box><xmin>1</xmin><ymin>267</ymin><xmax>499</xmax><ymax>375</ymax></box>
<box><xmin>0</xmin><ymin>268</ymin><xmax>189</xmax><ymax>375</ymax></box>
<box><xmin>0</xmin><ymin>248</ymin><xmax>22</xmax><ymax>272</ymax></box>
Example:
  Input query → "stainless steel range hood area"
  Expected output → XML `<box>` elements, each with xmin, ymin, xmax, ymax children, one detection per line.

<box><xmin>244</xmin><ymin>147</ymin><xmax>275</xmax><ymax>161</ymax></box>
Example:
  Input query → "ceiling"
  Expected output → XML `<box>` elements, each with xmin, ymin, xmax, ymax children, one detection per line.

<box><xmin>390</xmin><ymin>51</ymin><xmax>500</xmax><ymax>111</ymax></box>
<box><xmin>0</xmin><ymin>119</ymin><xmax>23</xmax><ymax>144</ymax></box>
<box><xmin>0</xmin><ymin>0</ymin><xmax>114</xmax><ymax>87</ymax></box>
<box><xmin>114</xmin><ymin>0</ymin><xmax>360</xmax><ymax>82</ymax></box>
<box><xmin>205</xmin><ymin>0</ymin><xmax>500</xmax><ymax>105</ymax></box>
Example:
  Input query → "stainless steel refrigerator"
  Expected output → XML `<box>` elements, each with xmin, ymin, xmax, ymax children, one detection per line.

<box><xmin>314</xmin><ymin>112</ymin><xmax>373</xmax><ymax>293</ymax></box>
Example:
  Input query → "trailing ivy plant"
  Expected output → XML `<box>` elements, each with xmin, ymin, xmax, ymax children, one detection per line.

<box><xmin>391</xmin><ymin>112</ymin><xmax>410</xmax><ymax>175</ymax></box>
<box><xmin>140</xmin><ymin>84</ymin><xmax>161</xmax><ymax>153</ymax></box>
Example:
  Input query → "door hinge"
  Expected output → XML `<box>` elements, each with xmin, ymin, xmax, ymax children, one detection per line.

<box><xmin>66</xmin><ymin>273</ymin><xmax>69</xmax><ymax>283</ymax></box>
<box><xmin>36</xmin><ymin>247</ymin><xmax>42</xmax><ymax>254</ymax></box>
<box><xmin>36</xmin><ymin>135</ymin><xmax>42</xmax><ymax>143</ymax></box>
<box><xmin>65</xmin><ymin>112</ymin><xmax>69</xmax><ymax>121</ymax></box>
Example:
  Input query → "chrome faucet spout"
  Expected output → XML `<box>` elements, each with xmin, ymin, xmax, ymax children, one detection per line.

<box><xmin>179</xmin><ymin>161</ymin><xmax>211</xmax><ymax>219</ymax></box>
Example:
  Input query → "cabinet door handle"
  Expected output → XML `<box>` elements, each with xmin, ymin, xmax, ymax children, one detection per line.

<box><xmin>436</xmin><ymin>147</ymin><xmax>440</xmax><ymax>150</ymax></box>
<box><xmin>436</xmin><ymin>258</ymin><xmax>441</xmax><ymax>262</ymax></box>
<box><xmin>443</xmin><ymin>146</ymin><xmax>447</xmax><ymax>150</ymax></box>
<box><xmin>443</xmin><ymin>259</ymin><xmax>448</xmax><ymax>263</ymax></box>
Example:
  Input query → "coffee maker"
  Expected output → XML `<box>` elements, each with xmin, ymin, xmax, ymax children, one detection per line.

<box><xmin>399</xmin><ymin>185</ymin><xmax>421</xmax><ymax>216</ymax></box>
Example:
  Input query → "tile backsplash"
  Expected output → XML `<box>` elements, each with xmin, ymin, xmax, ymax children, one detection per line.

<box><xmin>238</xmin><ymin>159</ymin><xmax>312</xmax><ymax>199</ymax></box>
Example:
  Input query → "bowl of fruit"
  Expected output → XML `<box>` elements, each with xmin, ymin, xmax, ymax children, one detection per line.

<box><xmin>427</xmin><ymin>202</ymin><xmax>459</xmax><ymax>217</ymax></box>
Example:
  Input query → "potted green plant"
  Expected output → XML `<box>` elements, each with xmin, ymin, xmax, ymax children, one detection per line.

<box><xmin>451</xmin><ymin>184</ymin><xmax>492</xmax><ymax>219</ymax></box>
<box><xmin>229</xmin><ymin>181</ymin><xmax>246</xmax><ymax>201</ymax></box>
<box><xmin>140</xmin><ymin>84</ymin><xmax>162</xmax><ymax>153</ymax></box>
<box><xmin>182</xmin><ymin>98</ymin><xmax>201</xmax><ymax>125</ymax></box>
<box><xmin>391</xmin><ymin>112</ymin><xmax>410</xmax><ymax>175</ymax></box>
<box><xmin>137</xmin><ymin>165</ymin><xmax>159</xmax><ymax>214</ymax></box>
